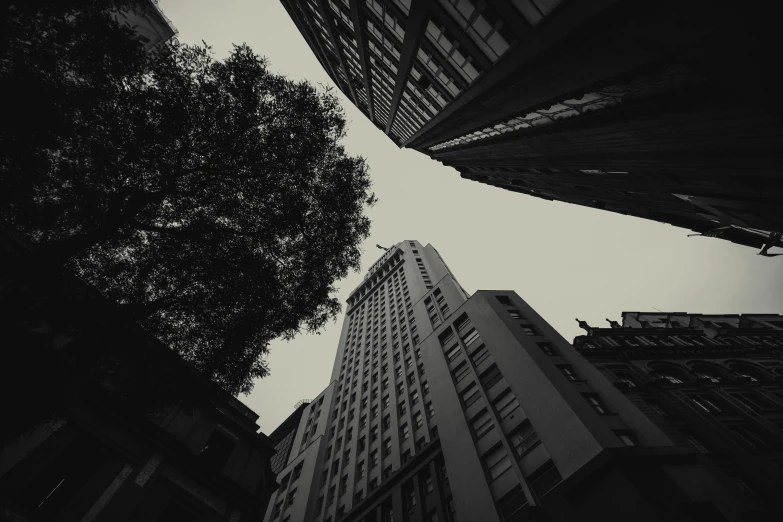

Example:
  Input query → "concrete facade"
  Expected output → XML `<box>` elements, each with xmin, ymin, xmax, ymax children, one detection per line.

<box><xmin>280</xmin><ymin>0</ymin><xmax>783</xmax><ymax>250</ymax></box>
<box><xmin>264</xmin><ymin>240</ymin><xmax>769</xmax><ymax>521</ymax></box>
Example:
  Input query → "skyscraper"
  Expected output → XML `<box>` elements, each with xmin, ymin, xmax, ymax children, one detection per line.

<box><xmin>280</xmin><ymin>0</ymin><xmax>783</xmax><ymax>251</ymax></box>
<box><xmin>264</xmin><ymin>241</ymin><xmax>768</xmax><ymax>522</ymax></box>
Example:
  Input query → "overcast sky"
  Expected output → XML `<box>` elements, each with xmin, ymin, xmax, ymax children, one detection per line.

<box><xmin>159</xmin><ymin>0</ymin><xmax>783</xmax><ymax>434</ymax></box>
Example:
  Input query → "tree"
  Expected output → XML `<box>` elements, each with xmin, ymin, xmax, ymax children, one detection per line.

<box><xmin>1</xmin><ymin>4</ymin><xmax>375</xmax><ymax>395</ymax></box>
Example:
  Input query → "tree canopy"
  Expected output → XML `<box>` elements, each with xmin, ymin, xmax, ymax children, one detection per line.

<box><xmin>1</xmin><ymin>2</ymin><xmax>375</xmax><ymax>395</ymax></box>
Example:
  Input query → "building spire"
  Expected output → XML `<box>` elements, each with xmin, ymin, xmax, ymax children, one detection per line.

<box><xmin>606</xmin><ymin>318</ymin><xmax>621</xmax><ymax>328</ymax></box>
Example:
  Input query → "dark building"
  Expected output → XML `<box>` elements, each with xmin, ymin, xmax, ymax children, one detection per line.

<box><xmin>574</xmin><ymin>312</ymin><xmax>783</xmax><ymax>516</ymax></box>
<box><xmin>270</xmin><ymin>402</ymin><xmax>313</xmax><ymax>475</ymax></box>
<box><xmin>263</xmin><ymin>240</ymin><xmax>769</xmax><ymax>522</ymax></box>
<box><xmin>0</xmin><ymin>238</ymin><xmax>279</xmax><ymax>522</ymax></box>
<box><xmin>280</xmin><ymin>0</ymin><xmax>783</xmax><ymax>251</ymax></box>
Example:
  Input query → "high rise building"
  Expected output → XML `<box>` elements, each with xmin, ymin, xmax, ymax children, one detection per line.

<box><xmin>573</xmin><ymin>312</ymin><xmax>783</xmax><ymax>515</ymax></box>
<box><xmin>263</xmin><ymin>241</ymin><xmax>770</xmax><ymax>522</ymax></box>
<box><xmin>280</xmin><ymin>0</ymin><xmax>783</xmax><ymax>251</ymax></box>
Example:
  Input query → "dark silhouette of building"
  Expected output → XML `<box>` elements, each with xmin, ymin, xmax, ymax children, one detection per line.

<box><xmin>0</xmin><ymin>237</ymin><xmax>279</xmax><ymax>522</ymax></box>
<box><xmin>262</xmin><ymin>240</ymin><xmax>769</xmax><ymax>522</ymax></box>
<box><xmin>574</xmin><ymin>312</ymin><xmax>783</xmax><ymax>516</ymax></box>
<box><xmin>280</xmin><ymin>0</ymin><xmax>783</xmax><ymax>251</ymax></box>
<box><xmin>270</xmin><ymin>401</ymin><xmax>313</xmax><ymax>475</ymax></box>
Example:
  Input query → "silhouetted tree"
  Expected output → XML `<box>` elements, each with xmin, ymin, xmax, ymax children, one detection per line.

<box><xmin>1</xmin><ymin>2</ymin><xmax>375</xmax><ymax>395</ymax></box>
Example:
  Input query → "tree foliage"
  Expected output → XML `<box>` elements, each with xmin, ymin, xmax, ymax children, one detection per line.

<box><xmin>1</xmin><ymin>2</ymin><xmax>375</xmax><ymax>395</ymax></box>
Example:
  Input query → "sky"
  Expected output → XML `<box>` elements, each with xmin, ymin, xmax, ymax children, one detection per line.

<box><xmin>159</xmin><ymin>0</ymin><xmax>783</xmax><ymax>434</ymax></box>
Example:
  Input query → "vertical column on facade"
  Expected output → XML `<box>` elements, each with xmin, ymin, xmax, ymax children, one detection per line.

<box><xmin>411</xmin><ymin>473</ymin><xmax>427</xmax><ymax>521</ymax></box>
<box><xmin>282</xmin><ymin>0</ymin><xmax>342</xmax><ymax>86</ymax></box>
<box><xmin>385</xmin><ymin>0</ymin><xmax>432</xmax><ymax>134</ymax></box>
<box><xmin>315</xmin><ymin>0</ymin><xmax>359</xmax><ymax>105</ymax></box>
<box><xmin>392</xmin><ymin>487</ymin><xmax>405</xmax><ymax>521</ymax></box>
<box><xmin>349</xmin><ymin>0</ymin><xmax>375</xmax><ymax>121</ymax></box>
<box><xmin>427</xmin><ymin>460</ymin><xmax>447</xmax><ymax>522</ymax></box>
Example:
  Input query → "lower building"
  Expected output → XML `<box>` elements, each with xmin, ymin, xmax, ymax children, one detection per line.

<box><xmin>573</xmin><ymin>312</ymin><xmax>783</xmax><ymax>515</ymax></box>
<box><xmin>0</xmin><ymin>237</ymin><xmax>278</xmax><ymax>522</ymax></box>
<box><xmin>260</xmin><ymin>240</ymin><xmax>774</xmax><ymax>522</ymax></box>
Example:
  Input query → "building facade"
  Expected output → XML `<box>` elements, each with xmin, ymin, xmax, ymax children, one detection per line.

<box><xmin>0</xmin><ymin>236</ymin><xmax>278</xmax><ymax>522</ymax></box>
<box><xmin>114</xmin><ymin>0</ymin><xmax>177</xmax><ymax>53</ymax></box>
<box><xmin>280</xmin><ymin>0</ymin><xmax>783</xmax><ymax>250</ymax></box>
<box><xmin>263</xmin><ymin>240</ymin><xmax>770</xmax><ymax>522</ymax></box>
<box><xmin>573</xmin><ymin>312</ymin><xmax>783</xmax><ymax>515</ymax></box>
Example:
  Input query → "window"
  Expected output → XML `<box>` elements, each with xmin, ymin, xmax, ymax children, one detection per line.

<box><xmin>462</xmin><ymin>383</ymin><xmax>481</xmax><ymax>408</ymax></box>
<box><xmin>426</xmin><ymin>402</ymin><xmax>435</xmax><ymax>419</ymax></box>
<box><xmin>506</xmin><ymin>421</ymin><xmax>538</xmax><ymax>458</ymax></box>
<box><xmin>384</xmin><ymin>438</ymin><xmax>393</xmax><ymax>456</ymax></box>
<box><xmin>462</xmin><ymin>328</ymin><xmax>480</xmax><ymax>347</ymax></box>
<box><xmin>200</xmin><ymin>428</ymin><xmax>235</xmax><ymax>471</ymax></box>
<box><xmin>583</xmin><ymin>393</ymin><xmax>609</xmax><ymax>414</ymax></box>
<box><xmin>287</xmin><ymin>488</ymin><xmax>297</xmax><ymax>506</ymax></box>
<box><xmin>402</xmin><ymin>449</ymin><xmax>412</xmax><ymax>462</ymax></box>
<box><xmin>425</xmin><ymin>475</ymin><xmax>434</xmax><ymax>493</ymax></box>
<box><xmin>371</xmin><ymin>449</ymin><xmax>379</xmax><ymax>467</ymax></box>
<box><xmin>521</xmin><ymin>325</ymin><xmax>538</xmax><ymax>336</ymax></box>
<box><xmin>498</xmin><ymin>485</ymin><xmax>527</xmax><ymax>521</ymax></box>
<box><xmin>444</xmin><ymin>343</ymin><xmax>461</xmax><ymax>362</ymax></box>
<box><xmin>688</xmin><ymin>394</ymin><xmax>723</xmax><ymax>414</ymax></box>
<box><xmin>558</xmin><ymin>365</ymin><xmax>579</xmax><ymax>382</ymax></box>
<box><xmin>471</xmin><ymin>409</ymin><xmax>493</xmax><ymax>438</ymax></box>
<box><xmin>272</xmin><ymin>500</ymin><xmax>284</xmax><ymax>519</ymax></box>
<box><xmin>453</xmin><ymin>361</ymin><xmax>471</xmax><ymax>382</ymax></box>
<box><xmin>411</xmin><ymin>390</ymin><xmax>420</xmax><ymax>405</ymax></box>
<box><xmin>357</xmin><ymin>460</ymin><xmax>365</xmax><ymax>479</ymax></box>
<box><xmin>483</xmin><ymin>444</ymin><xmax>512</xmax><ymax>480</ymax></box>
<box><xmin>383</xmin><ymin>414</ymin><xmax>392</xmax><ymax>431</ymax></box>
<box><xmin>470</xmin><ymin>344</ymin><xmax>490</xmax><ymax>366</ymax></box>
<box><xmin>480</xmin><ymin>364</ymin><xmax>503</xmax><ymax>389</ymax></box>
<box><xmin>401</xmin><ymin>423</ymin><xmax>410</xmax><ymax>440</ymax></box>
<box><xmin>537</xmin><ymin>341</ymin><xmax>557</xmax><ymax>355</ymax></box>
<box><xmin>292</xmin><ymin>462</ymin><xmax>303</xmax><ymax>481</ymax></box>
<box><xmin>508</xmin><ymin>309</ymin><xmax>523</xmax><ymax>319</ymax></box>
<box><xmin>399</xmin><ymin>401</ymin><xmax>407</xmax><ymax>416</ymax></box>
<box><xmin>496</xmin><ymin>295</ymin><xmax>512</xmax><ymax>306</ymax></box>
<box><xmin>730</xmin><ymin>391</ymin><xmax>777</xmax><ymax>413</ymax></box>
<box><xmin>614</xmin><ymin>430</ymin><xmax>637</xmax><ymax>446</ymax></box>
<box><xmin>414</xmin><ymin>411</ymin><xmax>424</xmax><ymax>429</ymax></box>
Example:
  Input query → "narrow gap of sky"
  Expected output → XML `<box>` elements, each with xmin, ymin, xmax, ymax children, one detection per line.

<box><xmin>160</xmin><ymin>0</ymin><xmax>783</xmax><ymax>433</ymax></box>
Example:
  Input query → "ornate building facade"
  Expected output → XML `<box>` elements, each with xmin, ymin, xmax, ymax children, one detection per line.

<box><xmin>573</xmin><ymin>312</ymin><xmax>783</xmax><ymax>516</ymax></box>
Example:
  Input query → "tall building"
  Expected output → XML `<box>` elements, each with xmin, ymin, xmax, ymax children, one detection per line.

<box><xmin>263</xmin><ymin>240</ymin><xmax>770</xmax><ymax>522</ymax></box>
<box><xmin>114</xmin><ymin>0</ymin><xmax>178</xmax><ymax>53</ymax></box>
<box><xmin>573</xmin><ymin>312</ymin><xmax>783</xmax><ymax>515</ymax></box>
<box><xmin>280</xmin><ymin>0</ymin><xmax>783</xmax><ymax>251</ymax></box>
